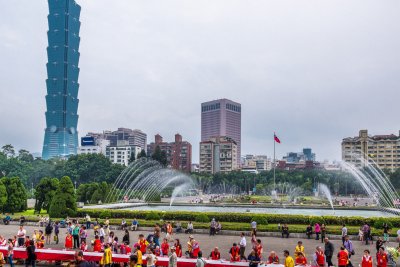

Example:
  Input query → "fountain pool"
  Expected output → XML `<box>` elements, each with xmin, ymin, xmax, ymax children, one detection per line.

<box><xmin>120</xmin><ymin>204</ymin><xmax>397</xmax><ymax>217</ymax></box>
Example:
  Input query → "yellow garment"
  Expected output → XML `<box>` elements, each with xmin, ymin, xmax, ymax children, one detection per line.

<box><xmin>285</xmin><ymin>256</ymin><xmax>295</xmax><ymax>267</ymax></box>
<box><xmin>136</xmin><ymin>250</ymin><xmax>143</xmax><ymax>265</ymax></box>
<box><xmin>100</xmin><ymin>247</ymin><xmax>112</xmax><ymax>265</ymax></box>
<box><xmin>295</xmin><ymin>245</ymin><xmax>305</xmax><ymax>258</ymax></box>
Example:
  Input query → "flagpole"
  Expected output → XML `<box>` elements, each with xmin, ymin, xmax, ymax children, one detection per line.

<box><xmin>273</xmin><ymin>132</ymin><xmax>276</xmax><ymax>193</ymax></box>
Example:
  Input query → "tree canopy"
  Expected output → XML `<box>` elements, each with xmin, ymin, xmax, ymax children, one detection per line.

<box><xmin>49</xmin><ymin>176</ymin><xmax>77</xmax><ymax>218</ymax></box>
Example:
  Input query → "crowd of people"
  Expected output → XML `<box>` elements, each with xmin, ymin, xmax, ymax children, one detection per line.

<box><xmin>0</xmin><ymin>216</ymin><xmax>399</xmax><ymax>267</ymax></box>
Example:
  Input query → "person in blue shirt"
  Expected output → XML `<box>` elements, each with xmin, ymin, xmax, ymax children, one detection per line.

<box><xmin>131</xmin><ymin>218</ymin><xmax>139</xmax><ymax>231</ymax></box>
<box><xmin>3</xmin><ymin>214</ymin><xmax>11</xmax><ymax>225</ymax></box>
<box><xmin>248</xmin><ymin>249</ymin><xmax>261</xmax><ymax>267</ymax></box>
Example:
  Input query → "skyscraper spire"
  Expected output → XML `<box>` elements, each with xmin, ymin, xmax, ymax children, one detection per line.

<box><xmin>42</xmin><ymin>0</ymin><xmax>81</xmax><ymax>159</ymax></box>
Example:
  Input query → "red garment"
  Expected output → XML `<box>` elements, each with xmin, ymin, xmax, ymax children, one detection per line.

<box><xmin>377</xmin><ymin>252</ymin><xmax>387</xmax><ymax>267</ymax></box>
<box><xmin>256</xmin><ymin>244</ymin><xmax>263</xmax><ymax>258</ymax></box>
<box><xmin>268</xmin><ymin>256</ymin><xmax>279</xmax><ymax>264</ymax></box>
<box><xmin>210</xmin><ymin>251</ymin><xmax>221</xmax><ymax>260</ymax></box>
<box><xmin>139</xmin><ymin>239</ymin><xmax>148</xmax><ymax>254</ymax></box>
<box><xmin>93</xmin><ymin>239</ymin><xmax>102</xmax><ymax>252</ymax></box>
<box><xmin>316</xmin><ymin>251</ymin><xmax>325</xmax><ymax>266</ymax></box>
<box><xmin>126</xmin><ymin>246</ymin><xmax>132</xmax><ymax>254</ymax></box>
<box><xmin>65</xmin><ymin>236</ymin><xmax>73</xmax><ymax>249</ymax></box>
<box><xmin>167</xmin><ymin>224</ymin><xmax>173</xmax><ymax>234</ymax></box>
<box><xmin>295</xmin><ymin>257</ymin><xmax>307</xmax><ymax>265</ymax></box>
<box><xmin>338</xmin><ymin>250</ymin><xmax>348</xmax><ymax>267</ymax></box>
<box><xmin>161</xmin><ymin>242</ymin><xmax>170</xmax><ymax>256</ymax></box>
<box><xmin>175</xmin><ymin>245</ymin><xmax>182</xmax><ymax>257</ymax></box>
<box><xmin>155</xmin><ymin>248</ymin><xmax>161</xmax><ymax>256</ymax></box>
<box><xmin>230</xmin><ymin>247</ymin><xmax>240</xmax><ymax>261</ymax></box>
<box><xmin>24</xmin><ymin>240</ymin><xmax>30</xmax><ymax>247</ymax></box>
<box><xmin>192</xmin><ymin>244</ymin><xmax>200</xmax><ymax>258</ymax></box>
<box><xmin>362</xmin><ymin>255</ymin><xmax>373</xmax><ymax>267</ymax></box>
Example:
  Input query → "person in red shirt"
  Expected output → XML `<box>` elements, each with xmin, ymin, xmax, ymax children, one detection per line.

<box><xmin>174</xmin><ymin>239</ymin><xmax>182</xmax><ymax>257</ymax></box>
<box><xmin>210</xmin><ymin>247</ymin><xmax>221</xmax><ymax>260</ymax></box>
<box><xmin>65</xmin><ymin>232</ymin><xmax>73</xmax><ymax>250</ymax></box>
<box><xmin>255</xmin><ymin>239</ymin><xmax>263</xmax><ymax>259</ymax></box>
<box><xmin>295</xmin><ymin>252</ymin><xmax>307</xmax><ymax>266</ymax></box>
<box><xmin>268</xmin><ymin>251</ymin><xmax>279</xmax><ymax>264</ymax></box>
<box><xmin>229</xmin><ymin>243</ymin><xmax>240</xmax><ymax>262</ymax></box>
<box><xmin>138</xmin><ymin>234</ymin><xmax>149</xmax><ymax>254</ymax></box>
<box><xmin>362</xmin><ymin>249</ymin><xmax>373</xmax><ymax>267</ymax></box>
<box><xmin>125</xmin><ymin>242</ymin><xmax>132</xmax><ymax>254</ymax></box>
<box><xmin>93</xmin><ymin>235</ymin><xmax>102</xmax><ymax>252</ymax></box>
<box><xmin>24</xmin><ymin>236</ymin><xmax>31</xmax><ymax>248</ymax></box>
<box><xmin>161</xmin><ymin>238</ymin><xmax>170</xmax><ymax>256</ymax></box>
<box><xmin>337</xmin><ymin>246</ymin><xmax>349</xmax><ymax>267</ymax></box>
<box><xmin>377</xmin><ymin>247</ymin><xmax>388</xmax><ymax>267</ymax></box>
<box><xmin>314</xmin><ymin>246</ymin><xmax>325</xmax><ymax>267</ymax></box>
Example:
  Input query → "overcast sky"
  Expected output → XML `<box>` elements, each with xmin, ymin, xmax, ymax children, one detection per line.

<box><xmin>0</xmin><ymin>1</ymin><xmax>399</xmax><ymax>162</ymax></box>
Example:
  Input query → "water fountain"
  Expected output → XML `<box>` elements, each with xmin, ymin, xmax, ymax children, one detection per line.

<box><xmin>105</xmin><ymin>158</ymin><xmax>196</xmax><ymax>205</ymax></box>
<box><xmin>341</xmin><ymin>153</ymin><xmax>400</xmax><ymax>211</ymax></box>
<box><xmin>318</xmin><ymin>183</ymin><xmax>334</xmax><ymax>212</ymax></box>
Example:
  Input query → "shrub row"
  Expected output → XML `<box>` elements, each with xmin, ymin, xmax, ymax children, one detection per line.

<box><xmin>77</xmin><ymin>209</ymin><xmax>400</xmax><ymax>227</ymax></box>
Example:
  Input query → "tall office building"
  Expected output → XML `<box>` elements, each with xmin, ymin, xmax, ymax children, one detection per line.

<box><xmin>201</xmin><ymin>99</ymin><xmax>241</xmax><ymax>165</ymax></box>
<box><xmin>42</xmin><ymin>0</ymin><xmax>81</xmax><ymax>159</ymax></box>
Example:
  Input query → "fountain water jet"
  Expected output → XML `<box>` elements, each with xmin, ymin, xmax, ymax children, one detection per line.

<box><xmin>318</xmin><ymin>183</ymin><xmax>334</xmax><ymax>212</ymax></box>
<box><xmin>106</xmin><ymin>158</ymin><xmax>196</xmax><ymax>205</ymax></box>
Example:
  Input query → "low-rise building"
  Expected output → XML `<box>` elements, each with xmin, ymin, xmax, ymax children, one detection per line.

<box><xmin>105</xmin><ymin>140</ymin><xmax>141</xmax><ymax>166</ymax></box>
<box><xmin>78</xmin><ymin>136</ymin><xmax>109</xmax><ymax>155</ymax></box>
<box><xmin>342</xmin><ymin>129</ymin><xmax>400</xmax><ymax>171</ymax></box>
<box><xmin>199</xmin><ymin>136</ymin><xmax>238</xmax><ymax>174</ymax></box>
<box><xmin>147</xmin><ymin>134</ymin><xmax>192</xmax><ymax>172</ymax></box>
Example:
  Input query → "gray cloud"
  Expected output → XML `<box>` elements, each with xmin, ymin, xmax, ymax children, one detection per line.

<box><xmin>0</xmin><ymin>0</ymin><xmax>399</xmax><ymax>162</ymax></box>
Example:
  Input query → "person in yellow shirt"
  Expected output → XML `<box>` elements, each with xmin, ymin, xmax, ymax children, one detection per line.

<box><xmin>295</xmin><ymin>241</ymin><xmax>305</xmax><ymax>259</ymax></box>
<box><xmin>134</xmin><ymin>244</ymin><xmax>143</xmax><ymax>267</ymax></box>
<box><xmin>284</xmin><ymin>250</ymin><xmax>295</xmax><ymax>267</ymax></box>
<box><xmin>100</xmin><ymin>243</ymin><xmax>113</xmax><ymax>267</ymax></box>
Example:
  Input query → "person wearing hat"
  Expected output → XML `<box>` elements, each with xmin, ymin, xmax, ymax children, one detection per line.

<box><xmin>169</xmin><ymin>246</ymin><xmax>177</xmax><ymax>267</ymax></box>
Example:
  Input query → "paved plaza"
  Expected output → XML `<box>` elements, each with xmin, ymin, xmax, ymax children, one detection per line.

<box><xmin>0</xmin><ymin>224</ymin><xmax>398</xmax><ymax>266</ymax></box>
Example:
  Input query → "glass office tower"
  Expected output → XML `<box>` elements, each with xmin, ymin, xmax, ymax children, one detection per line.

<box><xmin>42</xmin><ymin>0</ymin><xmax>81</xmax><ymax>159</ymax></box>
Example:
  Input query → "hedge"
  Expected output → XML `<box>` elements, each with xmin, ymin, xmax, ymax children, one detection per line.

<box><xmin>77</xmin><ymin>209</ymin><xmax>400</xmax><ymax>227</ymax></box>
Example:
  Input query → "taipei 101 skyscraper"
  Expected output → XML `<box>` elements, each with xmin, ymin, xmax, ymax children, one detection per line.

<box><xmin>42</xmin><ymin>0</ymin><xmax>81</xmax><ymax>159</ymax></box>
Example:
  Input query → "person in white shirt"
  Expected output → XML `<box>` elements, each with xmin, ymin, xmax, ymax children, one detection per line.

<box><xmin>99</xmin><ymin>225</ymin><xmax>106</xmax><ymax>243</ymax></box>
<box><xmin>239</xmin><ymin>232</ymin><xmax>247</xmax><ymax>260</ymax></box>
<box><xmin>146</xmin><ymin>248</ymin><xmax>157</xmax><ymax>267</ymax></box>
<box><xmin>17</xmin><ymin>225</ymin><xmax>26</xmax><ymax>247</ymax></box>
<box><xmin>251</xmin><ymin>221</ymin><xmax>257</xmax><ymax>235</ymax></box>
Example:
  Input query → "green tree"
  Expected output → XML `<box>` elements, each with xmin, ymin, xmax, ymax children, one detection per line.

<box><xmin>18</xmin><ymin>149</ymin><xmax>34</xmax><ymax>163</ymax></box>
<box><xmin>49</xmin><ymin>176</ymin><xmax>77</xmax><ymax>218</ymax></box>
<box><xmin>0</xmin><ymin>181</ymin><xmax>8</xmax><ymax>212</ymax></box>
<box><xmin>138</xmin><ymin>149</ymin><xmax>147</xmax><ymax>159</ymax></box>
<box><xmin>1</xmin><ymin>144</ymin><xmax>15</xmax><ymax>158</ymax></box>
<box><xmin>128</xmin><ymin>151</ymin><xmax>136</xmax><ymax>164</ymax></box>
<box><xmin>34</xmin><ymin>177</ymin><xmax>59</xmax><ymax>213</ymax></box>
<box><xmin>0</xmin><ymin>176</ymin><xmax>27</xmax><ymax>213</ymax></box>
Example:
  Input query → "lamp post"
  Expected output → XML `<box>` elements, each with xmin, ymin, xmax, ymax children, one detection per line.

<box><xmin>74</xmin><ymin>181</ymin><xmax>77</xmax><ymax>193</ymax></box>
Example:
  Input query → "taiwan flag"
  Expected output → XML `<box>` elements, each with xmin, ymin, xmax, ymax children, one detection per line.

<box><xmin>274</xmin><ymin>134</ymin><xmax>281</xmax><ymax>143</ymax></box>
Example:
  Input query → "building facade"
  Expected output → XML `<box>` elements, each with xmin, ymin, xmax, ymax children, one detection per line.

<box><xmin>147</xmin><ymin>134</ymin><xmax>192</xmax><ymax>172</ymax></box>
<box><xmin>242</xmin><ymin>155</ymin><xmax>272</xmax><ymax>173</ymax></box>
<box><xmin>342</xmin><ymin>130</ymin><xmax>400</xmax><ymax>171</ymax></box>
<box><xmin>87</xmin><ymin>128</ymin><xmax>147</xmax><ymax>151</ymax></box>
<box><xmin>201</xmin><ymin>99</ymin><xmax>241</xmax><ymax>166</ymax></box>
<box><xmin>105</xmin><ymin>140</ymin><xmax>141</xmax><ymax>166</ymax></box>
<box><xmin>77</xmin><ymin>136</ymin><xmax>109</xmax><ymax>155</ymax></box>
<box><xmin>283</xmin><ymin>148</ymin><xmax>316</xmax><ymax>163</ymax></box>
<box><xmin>42</xmin><ymin>0</ymin><xmax>81</xmax><ymax>159</ymax></box>
<box><xmin>199</xmin><ymin>136</ymin><xmax>238</xmax><ymax>174</ymax></box>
